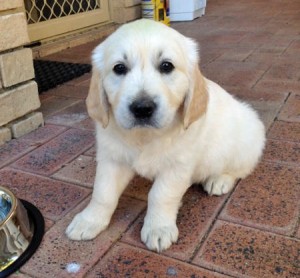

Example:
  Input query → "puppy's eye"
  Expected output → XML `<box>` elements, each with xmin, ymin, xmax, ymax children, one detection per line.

<box><xmin>113</xmin><ymin>63</ymin><xmax>128</xmax><ymax>75</ymax></box>
<box><xmin>159</xmin><ymin>61</ymin><xmax>174</xmax><ymax>74</ymax></box>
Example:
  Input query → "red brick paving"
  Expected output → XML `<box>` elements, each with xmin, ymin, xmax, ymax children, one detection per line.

<box><xmin>122</xmin><ymin>185</ymin><xmax>227</xmax><ymax>261</ymax></box>
<box><xmin>0</xmin><ymin>168</ymin><xmax>90</xmax><ymax>221</ymax></box>
<box><xmin>3</xmin><ymin>0</ymin><xmax>300</xmax><ymax>277</ymax></box>
<box><xmin>268</xmin><ymin>121</ymin><xmax>300</xmax><ymax>142</ymax></box>
<box><xmin>219</xmin><ymin>162</ymin><xmax>300</xmax><ymax>236</ymax></box>
<box><xmin>193</xmin><ymin>221</ymin><xmax>300</xmax><ymax>278</ymax></box>
<box><xmin>11</xmin><ymin>128</ymin><xmax>94</xmax><ymax>176</ymax></box>
<box><xmin>277</xmin><ymin>93</ymin><xmax>300</xmax><ymax>123</ymax></box>
<box><xmin>21</xmin><ymin>197</ymin><xmax>146</xmax><ymax>278</ymax></box>
<box><xmin>86</xmin><ymin>243</ymin><xmax>226</xmax><ymax>278</ymax></box>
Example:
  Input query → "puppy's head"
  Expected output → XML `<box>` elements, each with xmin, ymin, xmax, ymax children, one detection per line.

<box><xmin>87</xmin><ymin>19</ymin><xmax>208</xmax><ymax>130</ymax></box>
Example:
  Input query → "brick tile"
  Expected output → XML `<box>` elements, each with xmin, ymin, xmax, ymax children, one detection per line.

<box><xmin>202</xmin><ymin>61</ymin><xmax>268</xmax><ymax>88</ymax></box>
<box><xmin>261</xmin><ymin>35</ymin><xmax>295</xmax><ymax>50</ymax></box>
<box><xmin>19</xmin><ymin>124</ymin><xmax>67</xmax><ymax>146</ymax></box>
<box><xmin>46</xmin><ymin>84</ymin><xmax>88</xmax><ymax>99</ymax></box>
<box><xmin>235</xmin><ymin>19</ymin><xmax>271</xmax><ymax>32</ymax></box>
<box><xmin>0</xmin><ymin>139</ymin><xmax>35</xmax><ymax>168</ymax></box>
<box><xmin>244</xmin><ymin>44</ymin><xmax>293</xmax><ymax>65</ymax></box>
<box><xmin>263</xmin><ymin>63</ymin><xmax>300</xmax><ymax>82</ymax></box>
<box><xmin>216</xmin><ymin>47</ymin><xmax>254</xmax><ymax>62</ymax></box>
<box><xmin>253</xmin><ymin>79</ymin><xmax>299</xmax><ymax>95</ymax></box>
<box><xmin>22</xmin><ymin>196</ymin><xmax>146</xmax><ymax>278</ymax></box>
<box><xmin>193</xmin><ymin>221</ymin><xmax>300</xmax><ymax>277</ymax></box>
<box><xmin>9</xmin><ymin>273</ymin><xmax>33</xmax><ymax>278</ymax></box>
<box><xmin>39</xmin><ymin>96</ymin><xmax>81</xmax><ymax>118</ymax></box>
<box><xmin>172</xmin><ymin>16</ymin><xmax>219</xmax><ymax>38</ymax></box>
<box><xmin>283</xmin><ymin>39</ymin><xmax>300</xmax><ymax>56</ymax></box>
<box><xmin>44</xmin><ymin>218</ymin><xmax>55</xmax><ymax>232</ymax></box>
<box><xmin>75</xmin><ymin>117</ymin><xmax>95</xmax><ymax>131</ymax></box>
<box><xmin>76</xmin><ymin>78</ymin><xmax>90</xmax><ymax>88</ymax></box>
<box><xmin>197</xmin><ymin>30</ymin><xmax>248</xmax><ymax>48</ymax></box>
<box><xmin>245</xmin><ymin>52</ymin><xmax>281</xmax><ymax>65</ymax></box>
<box><xmin>84</xmin><ymin>145</ymin><xmax>96</xmax><ymax>157</ymax></box>
<box><xmin>39</xmin><ymin>93</ymin><xmax>53</xmax><ymax>101</ymax></box>
<box><xmin>263</xmin><ymin>139</ymin><xmax>300</xmax><ymax>165</ymax></box>
<box><xmin>42</xmin><ymin>49</ymin><xmax>91</xmax><ymax>64</ymax></box>
<box><xmin>243</xmin><ymin>37</ymin><xmax>294</xmax><ymax>65</ymax></box>
<box><xmin>219</xmin><ymin>162</ymin><xmax>300</xmax><ymax>235</ymax></box>
<box><xmin>122</xmin><ymin>185</ymin><xmax>227</xmax><ymax>261</ymax></box>
<box><xmin>124</xmin><ymin>175</ymin><xmax>152</xmax><ymax>201</ymax></box>
<box><xmin>12</xmin><ymin>128</ymin><xmax>95</xmax><ymax>176</ymax></box>
<box><xmin>238</xmin><ymin>32</ymin><xmax>273</xmax><ymax>47</ymax></box>
<box><xmin>296</xmin><ymin>226</ymin><xmax>300</xmax><ymax>239</ymax></box>
<box><xmin>227</xmin><ymin>86</ymin><xmax>287</xmax><ymax>102</ymax></box>
<box><xmin>278</xmin><ymin>93</ymin><xmax>300</xmax><ymax>123</ymax></box>
<box><xmin>52</xmin><ymin>155</ymin><xmax>96</xmax><ymax>188</ymax></box>
<box><xmin>87</xmin><ymin>242</ymin><xmax>226</xmax><ymax>278</ymax></box>
<box><xmin>199</xmin><ymin>47</ymin><xmax>226</xmax><ymax>66</ymax></box>
<box><xmin>275</xmin><ymin>23</ymin><xmax>300</xmax><ymax>36</ymax></box>
<box><xmin>0</xmin><ymin>168</ymin><xmax>90</xmax><ymax>221</ymax></box>
<box><xmin>45</xmin><ymin>101</ymin><xmax>89</xmax><ymax>126</ymax></box>
<box><xmin>268</xmin><ymin>121</ymin><xmax>300</xmax><ymax>142</ymax></box>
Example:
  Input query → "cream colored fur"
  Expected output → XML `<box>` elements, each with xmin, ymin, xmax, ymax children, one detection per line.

<box><xmin>66</xmin><ymin>19</ymin><xmax>265</xmax><ymax>252</ymax></box>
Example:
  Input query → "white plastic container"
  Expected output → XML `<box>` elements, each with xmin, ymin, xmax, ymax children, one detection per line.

<box><xmin>169</xmin><ymin>0</ymin><xmax>207</xmax><ymax>21</ymax></box>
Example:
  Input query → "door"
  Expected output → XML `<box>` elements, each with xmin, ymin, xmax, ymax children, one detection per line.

<box><xmin>24</xmin><ymin>0</ymin><xmax>110</xmax><ymax>42</ymax></box>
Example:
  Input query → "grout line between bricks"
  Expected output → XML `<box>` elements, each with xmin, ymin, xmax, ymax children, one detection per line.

<box><xmin>280</xmin><ymin>38</ymin><xmax>295</xmax><ymax>56</ymax></box>
<box><xmin>215</xmin><ymin>218</ymin><xmax>300</xmax><ymax>242</ymax></box>
<box><xmin>273</xmin><ymin>91</ymin><xmax>292</xmax><ymax>121</ymax></box>
<box><xmin>292</xmin><ymin>215</ymin><xmax>300</xmax><ymax>238</ymax></box>
<box><xmin>188</xmin><ymin>180</ymin><xmax>242</xmax><ymax>263</ymax></box>
<box><xmin>83</xmin><ymin>203</ymin><xmax>148</xmax><ymax>277</ymax></box>
<box><xmin>250</xmin><ymin>64</ymin><xmax>273</xmax><ymax>89</ymax></box>
<box><xmin>0</xmin><ymin>127</ymin><xmax>71</xmax><ymax>171</ymax></box>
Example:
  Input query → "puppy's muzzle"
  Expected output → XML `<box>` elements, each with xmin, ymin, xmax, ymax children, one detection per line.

<box><xmin>129</xmin><ymin>97</ymin><xmax>157</xmax><ymax>124</ymax></box>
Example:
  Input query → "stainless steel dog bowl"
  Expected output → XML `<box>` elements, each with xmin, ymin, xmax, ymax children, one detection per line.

<box><xmin>0</xmin><ymin>186</ymin><xmax>44</xmax><ymax>277</ymax></box>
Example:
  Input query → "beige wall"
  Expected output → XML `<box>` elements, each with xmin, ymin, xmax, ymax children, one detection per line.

<box><xmin>0</xmin><ymin>0</ymin><xmax>43</xmax><ymax>144</ymax></box>
<box><xmin>111</xmin><ymin>0</ymin><xmax>142</xmax><ymax>23</ymax></box>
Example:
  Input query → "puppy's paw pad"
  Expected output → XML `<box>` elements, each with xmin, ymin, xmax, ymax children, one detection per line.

<box><xmin>204</xmin><ymin>175</ymin><xmax>235</xmax><ymax>196</ymax></box>
<box><xmin>66</xmin><ymin>212</ymin><xmax>107</xmax><ymax>241</ymax></box>
<box><xmin>141</xmin><ymin>224</ymin><xmax>178</xmax><ymax>252</ymax></box>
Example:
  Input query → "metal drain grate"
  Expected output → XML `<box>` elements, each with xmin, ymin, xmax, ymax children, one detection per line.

<box><xmin>34</xmin><ymin>60</ymin><xmax>91</xmax><ymax>93</ymax></box>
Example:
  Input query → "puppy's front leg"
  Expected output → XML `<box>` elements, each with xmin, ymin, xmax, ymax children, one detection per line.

<box><xmin>66</xmin><ymin>161</ymin><xmax>134</xmax><ymax>240</ymax></box>
<box><xmin>141</xmin><ymin>173</ymin><xmax>190</xmax><ymax>252</ymax></box>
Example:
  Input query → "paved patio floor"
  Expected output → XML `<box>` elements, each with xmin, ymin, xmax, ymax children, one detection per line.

<box><xmin>1</xmin><ymin>0</ymin><xmax>299</xmax><ymax>277</ymax></box>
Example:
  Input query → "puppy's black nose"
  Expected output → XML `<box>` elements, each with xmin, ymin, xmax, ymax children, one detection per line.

<box><xmin>129</xmin><ymin>98</ymin><xmax>157</xmax><ymax>119</ymax></box>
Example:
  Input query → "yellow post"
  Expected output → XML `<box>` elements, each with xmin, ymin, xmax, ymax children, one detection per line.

<box><xmin>142</xmin><ymin>0</ymin><xmax>170</xmax><ymax>26</ymax></box>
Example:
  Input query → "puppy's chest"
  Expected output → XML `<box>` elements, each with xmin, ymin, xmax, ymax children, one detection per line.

<box><xmin>127</xmin><ymin>137</ymin><xmax>182</xmax><ymax>179</ymax></box>
<box><xmin>131</xmin><ymin>144</ymin><xmax>167</xmax><ymax>179</ymax></box>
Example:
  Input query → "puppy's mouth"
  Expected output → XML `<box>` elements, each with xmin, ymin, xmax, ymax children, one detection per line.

<box><xmin>131</xmin><ymin>119</ymin><xmax>160</xmax><ymax>129</ymax></box>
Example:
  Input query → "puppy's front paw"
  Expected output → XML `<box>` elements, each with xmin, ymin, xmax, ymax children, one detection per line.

<box><xmin>204</xmin><ymin>174</ymin><xmax>236</xmax><ymax>196</ymax></box>
<box><xmin>66</xmin><ymin>211</ymin><xmax>108</xmax><ymax>241</ymax></box>
<box><xmin>141</xmin><ymin>221</ymin><xmax>178</xmax><ymax>252</ymax></box>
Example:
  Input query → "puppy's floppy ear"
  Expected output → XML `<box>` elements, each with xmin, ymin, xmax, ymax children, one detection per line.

<box><xmin>86</xmin><ymin>67</ymin><xmax>109</xmax><ymax>128</ymax></box>
<box><xmin>183</xmin><ymin>66</ymin><xmax>208</xmax><ymax>129</ymax></box>
<box><xmin>182</xmin><ymin>37</ymin><xmax>208</xmax><ymax>129</ymax></box>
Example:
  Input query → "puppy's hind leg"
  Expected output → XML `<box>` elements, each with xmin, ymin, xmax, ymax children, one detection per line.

<box><xmin>66</xmin><ymin>161</ymin><xmax>134</xmax><ymax>240</ymax></box>
<box><xmin>203</xmin><ymin>174</ymin><xmax>236</xmax><ymax>196</ymax></box>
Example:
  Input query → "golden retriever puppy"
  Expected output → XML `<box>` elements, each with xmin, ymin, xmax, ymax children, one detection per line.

<box><xmin>66</xmin><ymin>19</ymin><xmax>265</xmax><ymax>252</ymax></box>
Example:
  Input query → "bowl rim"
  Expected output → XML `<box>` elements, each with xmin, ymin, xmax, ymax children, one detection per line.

<box><xmin>0</xmin><ymin>186</ymin><xmax>17</xmax><ymax>227</ymax></box>
<box><xmin>0</xmin><ymin>198</ymin><xmax>45</xmax><ymax>278</ymax></box>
